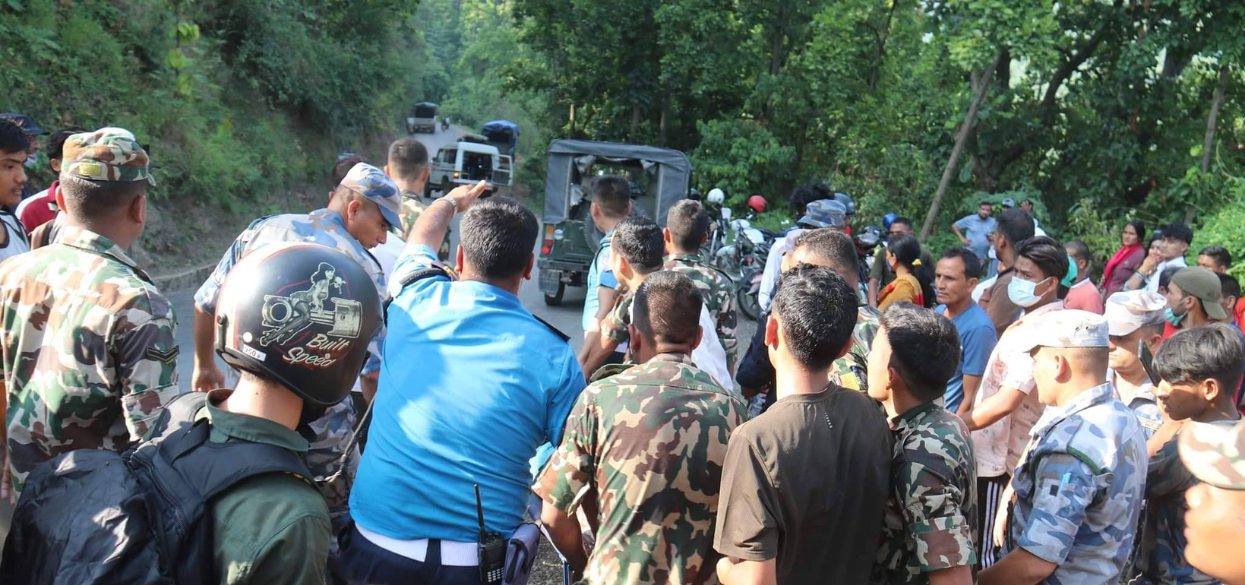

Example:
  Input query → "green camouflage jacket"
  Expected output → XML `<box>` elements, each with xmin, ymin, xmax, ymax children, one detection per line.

<box><xmin>534</xmin><ymin>353</ymin><xmax>748</xmax><ymax>585</ymax></box>
<box><xmin>0</xmin><ymin>226</ymin><xmax>181</xmax><ymax>500</ymax></box>
<box><xmin>832</xmin><ymin>305</ymin><xmax>879</xmax><ymax>392</ymax></box>
<box><xmin>873</xmin><ymin>402</ymin><xmax>978</xmax><ymax>585</ymax></box>
<box><xmin>400</xmin><ymin>191</ymin><xmax>451</xmax><ymax>261</ymax></box>
<box><xmin>666</xmin><ymin>253</ymin><xmax>737</xmax><ymax>369</ymax></box>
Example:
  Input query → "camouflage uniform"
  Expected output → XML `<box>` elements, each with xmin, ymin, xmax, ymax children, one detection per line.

<box><xmin>873</xmin><ymin>403</ymin><xmax>978</xmax><ymax>585</ymax></box>
<box><xmin>834</xmin><ymin>305</ymin><xmax>879</xmax><ymax>393</ymax></box>
<box><xmin>1130</xmin><ymin>419</ymin><xmax>1237</xmax><ymax>585</ymax></box>
<box><xmin>195</xmin><ymin>163</ymin><xmax>399</xmax><ymax>542</ymax></box>
<box><xmin>534</xmin><ymin>353</ymin><xmax>748</xmax><ymax>585</ymax></box>
<box><xmin>1178</xmin><ymin>419</ymin><xmax>1245</xmax><ymax>488</ymax></box>
<box><xmin>0</xmin><ymin>130</ymin><xmax>180</xmax><ymax>501</ymax></box>
<box><xmin>666</xmin><ymin>253</ymin><xmax>737</xmax><ymax>370</ymax></box>
<box><xmin>1118</xmin><ymin>384</ymin><xmax>1163</xmax><ymax>441</ymax></box>
<box><xmin>398</xmin><ymin>190</ymin><xmax>450</xmax><ymax>261</ymax></box>
<box><xmin>1003</xmin><ymin>382</ymin><xmax>1148</xmax><ymax>584</ymax></box>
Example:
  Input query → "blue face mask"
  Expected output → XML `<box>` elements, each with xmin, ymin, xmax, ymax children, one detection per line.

<box><xmin>1164</xmin><ymin>305</ymin><xmax>1187</xmax><ymax>327</ymax></box>
<box><xmin>1008</xmin><ymin>276</ymin><xmax>1050</xmax><ymax>308</ymax></box>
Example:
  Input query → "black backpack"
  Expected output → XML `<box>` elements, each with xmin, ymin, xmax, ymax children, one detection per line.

<box><xmin>0</xmin><ymin>392</ymin><xmax>314</xmax><ymax>585</ymax></box>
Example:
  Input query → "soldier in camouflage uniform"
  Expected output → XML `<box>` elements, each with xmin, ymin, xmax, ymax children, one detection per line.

<box><xmin>1129</xmin><ymin>325</ymin><xmax>1243</xmax><ymax>585</ymax></box>
<box><xmin>736</xmin><ymin>228</ymin><xmax>878</xmax><ymax>407</ymax></box>
<box><xmin>1178</xmin><ymin>419</ymin><xmax>1245</xmax><ymax>584</ymax></box>
<box><xmin>536</xmin><ymin>272</ymin><xmax>748</xmax><ymax>585</ymax></box>
<box><xmin>580</xmin><ymin>216</ymin><xmax>732</xmax><ymax>388</ymax></box>
<box><xmin>0</xmin><ymin>128</ymin><xmax>181</xmax><ymax>501</ymax></box>
<box><xmin>663</xmin><ymin>200</ymin><xmax>737</xmax><ymax>369</ymax></box>
<box><xmin>867</xmin><ymin>304</ymin><xmax>977</xmax><ymax>585</ymax></box>
<box><xmin>979</xmin><ymin>310</ymin><xmax>1148</xmax><ymax>585</ymax></box>
<box><xmin>386</xmin><ymin>138</ymin><xmax>451</xmax><ymax>261</ymax></box>
<box><xmin>192</xmin><ymin>162</ymin><xmax>400</xmax><ymax>548</ymax></box>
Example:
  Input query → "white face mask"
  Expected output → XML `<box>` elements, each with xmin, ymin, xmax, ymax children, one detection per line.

<box><xmin>1008</xmin><ymin>276</ymin><xmax>1051</xmax><ymax>308</ymax></box>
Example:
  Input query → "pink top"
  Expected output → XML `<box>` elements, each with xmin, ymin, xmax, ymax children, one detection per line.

<box><xmin>1063</xmin><ymin>279</ymin><xmax>1105</xmax><ymax>315</ymax></box>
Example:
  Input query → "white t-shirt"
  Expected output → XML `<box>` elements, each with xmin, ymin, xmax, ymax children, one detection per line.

<box><xmin>1145</xmin><ymin>256</ymin><xmax>1187</xmax><ymax>294</ymax></box>
<box><xmin>692</xmin><ymin>304</ymin><xmax>731</xmax><ymax>390</ymax></box>
<box><xmin>0</xmin><ymin>212</ymin><xmax>30</xmax><ymax>264</ymax></box>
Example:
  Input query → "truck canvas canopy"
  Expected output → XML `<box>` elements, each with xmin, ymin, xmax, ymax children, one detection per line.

<box><xmin>482</xmin><ymin>120</ymin><xmax>520</xmax><ymax>152</ymax></box>
<box><xmin>542</xmin><ymin>140</ymin><xmax>691</xmax><ymax>229</ymax></box>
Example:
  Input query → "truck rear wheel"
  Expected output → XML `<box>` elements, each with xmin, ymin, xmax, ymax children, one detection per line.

<box><xmin>544</xmin><ymin>282</ymin><xmax>565</xmax><ymax>306</ymax></box>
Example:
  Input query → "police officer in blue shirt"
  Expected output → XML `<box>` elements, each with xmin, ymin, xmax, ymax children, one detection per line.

<box><xmin>336</xmin><ymin>181</ymin><xmax>587</xmax><ymax>585</ymax></box>
<box><xmin>979</xmin><ymin>310</ymin><xmax>1147</xmax><ymax>585</ymax></box>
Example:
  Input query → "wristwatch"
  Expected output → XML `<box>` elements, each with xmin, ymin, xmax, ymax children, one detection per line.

<box><xmin>438</xmin><ymin>196</ymin><xmax>459</xmax><ymax>211</ymax></box>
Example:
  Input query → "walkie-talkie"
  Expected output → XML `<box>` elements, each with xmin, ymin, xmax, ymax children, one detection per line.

<box><xmin>475</xmin><ymin>484</ymin><xmax>506</xmax><ymax>585</ymax></box>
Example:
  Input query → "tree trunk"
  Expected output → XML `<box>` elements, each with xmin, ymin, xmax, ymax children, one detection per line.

<box><xmin>1185</xmin><ymin>64</ymin><xmax>1229</xmax><ymax>224</ymax></box>
<box><xmin>659</xmin><ymin>94</ymin><xmax>670</xmax><ymax>146</ymax></box>
<box><xmin>919</xmin><ymin>57</ymin><xmax>999</xmax><ymax>242</ymax></box>
<box><xmin>569</xmin><ymin>102</ymin><xmax>576</xmax><ymax>136</ymax></box>
<box><xmin>630</xmin><ymin>104</ymin><xmax>641</xmax><ymax>140</ymax></box>
<box><xmin>868</xmin><ymin>0</ymin><xmax>901</xmax><ymax>93</ymax></box>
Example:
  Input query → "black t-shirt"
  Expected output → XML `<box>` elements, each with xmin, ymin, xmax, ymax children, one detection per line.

<box><xmin>714</xmin><ymin>384</ymin><xmax>892</xmax><ymax>585</ymax></box>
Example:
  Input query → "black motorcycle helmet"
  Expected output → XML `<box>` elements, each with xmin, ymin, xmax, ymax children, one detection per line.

<box><xmin>214</xmin><ymin>242</ymin><xmax>382</xmax><ymax>407</ymax></box>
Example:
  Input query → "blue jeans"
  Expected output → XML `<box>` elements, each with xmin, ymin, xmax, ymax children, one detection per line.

<box><xmin>329</xmin><ymin>523</ymin><xmax>485</xmax><ymax>585</ymax></box>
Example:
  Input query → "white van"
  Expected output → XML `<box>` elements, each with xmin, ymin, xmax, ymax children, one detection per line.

<box><xmin>427</xmin><ymin>141</ymin><xmax>513</xmax><ymax>197</ymax></box>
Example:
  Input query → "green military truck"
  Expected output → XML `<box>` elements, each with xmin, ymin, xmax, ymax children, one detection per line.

<box><xmin>537</xmin><ymin>140</ymin><xmax>692</xmax><ymax>305</ymax></box>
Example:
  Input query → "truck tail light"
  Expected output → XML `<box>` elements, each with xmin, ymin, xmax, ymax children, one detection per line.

<box><xmin>541</xmin><ymin>225</ymin><xmax>555</xmax><ymax>255</ymax></box>
<box><xmin>454</xmin><ymin>172</ymin><xmax>461</xmax><ymax>179</ymax></box>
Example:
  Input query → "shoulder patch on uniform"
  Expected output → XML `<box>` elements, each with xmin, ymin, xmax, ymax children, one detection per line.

<box><xmin>534</xmin><ymin>315</ymin><xmax>571</xmax><ymax>343</ymax></box>
<box><xmin>145</xmin><ymin>346</ymin><xmax>180</xmax><ymax>364</ymax></box>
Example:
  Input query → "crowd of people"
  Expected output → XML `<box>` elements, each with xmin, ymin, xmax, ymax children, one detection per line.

<box><xmin>0</xmin><ymin>112</ymin><xmax>1244</xmax><ymax>585</ymax></box>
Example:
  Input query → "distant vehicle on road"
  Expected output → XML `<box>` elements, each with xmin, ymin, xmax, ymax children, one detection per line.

<box><xmin>481</xmin><ymin>120</ymin><xmax>519</xmax><ymax>158</ymax></box>
<box><xmin>536</xmin><ymin>139</ymin><xmax>692</xmax><ymax>306</ymax></box>
<box><xmin>406</xmin><ymin>102</ymin><xmax>439</xmax><ymax>134</ymax></box>
<box><xmin>427</xmin><ymin>140</ymin><xmax>513</xmax><ymax>198</ymax></box>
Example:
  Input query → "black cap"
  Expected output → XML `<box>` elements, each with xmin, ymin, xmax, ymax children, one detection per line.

<box><xmin>0</xmin><ymin>113</ymin><xmax>47</xmax><ymax>136</ymax></box>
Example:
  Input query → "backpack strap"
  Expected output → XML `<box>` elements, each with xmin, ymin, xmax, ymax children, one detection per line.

<box><xmin>143</xmin><ymin>391</ymin><xmax>210</xmax><ymax>441</ymax></box>
<box><xmin>130</xmin><ymin>419</ymin><xmax>314</xmax><ymax>585</ymax></box>
<box><xmin>383</xmin><ymin>264</ymin><xmax>457</xmax><ymax>326</ymax></box>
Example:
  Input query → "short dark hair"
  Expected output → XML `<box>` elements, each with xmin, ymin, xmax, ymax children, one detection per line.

<box><xmin>791</xmin><ymin>229</ymin><xmax>859</xmax><ymax>278</ymax></box>
<box><xmin>1066</xmin><ymin>240</ymin><xmax>1092</xmax><ymax>266</ymax></box>
<box><xmin>47</xmin><ymin>127</ymin><xmax>88</xmax><ymax>161</ymax></box>
<box><xmin>1153</xmin><ymin>324</ymin><xmax>1245</xmax><ymax>397</ymax></box>
<box><xmin>789</xmin><ymin>185</ymin><xmax>816</xmax><ymax>216</ymax></box>
<box><xmin>1158</xmin><ymin>265</ymin><xmax>1182</xmax><ymax>293</ymax></box>
<box><xmin>996</xmin><ymin>209</ymin><xmax>1036</xmax><ymax>247</ymax></box>
<box><xmin>387</xmin><ymin>139</ymin><xmax>429</xmax><ymax>182</ymax></box>
<box><xmin>890</xmin><ymin>216</ymin><xmax>915</xmax><ymax>231</ymax></box>
<box><xmin>771</xmin><ymin>264</ymin><xmax>858</xmax><ymax>371</ymax></box>
<box><xmin>459</xmin><ymin>196</ymin><xmax>539</xmax><ymax>279</ymax></box>
<box><xmin>1218</xmin><ymin>272</ymin><xmax>1241</xmax><ymax>300</ymax></box>
<box><xmin>59</xmin><ymin>175</ymin><xmax>146</xmax><ymax>220</ymax></box>
<box><xmin>330</xmin><ymin>155</ymin><xmax>367</xmax><ymax>189</ymax></box>
<box><xmin>940</xmin><ymin>247</ymin><xmax>982</xmax><ymax>279</ymax></box>
<box><xmin>978</xmin><ymin>200</ymin><xmax>993</xmax><ymax>208</ymax></box>
<box><xmin>592</xmin><ymin>175</ymin><xmax>631</xmax><ymax>218</ymax></box>
<box><xmin>612</xmin><ymin>215</ymin><xmax>664</xmax><ymax>274</ymax></box>
<box><xmin>0</xmin><ymin>119</ymin><xmax>28</xmax><ymax>154</ymax></box>
<box><xmin>633</xmin><ymin>271</ymin><xmax>703</xmax><ymax>346</ymax></box>
<box><xmin>665</xmin><ymin>200</ymin><xmax>710</xmax><ymax>251</ymax></box>
<box><xmin>1163</xmin><ymin>222</ymin><xmax>1194</xmax><ymax>245</ymax></box>
<box><xmin>1015</xmin><ymin>235</ymin><xmax>1068</xmax><ymax>282</ymax></box>
<box><xmin>879</xmin><ymin>304</ymin><xmax>962</xmax><ymax>402</ymax></box>
<box><xmin>1200</xmin><ymin>245</ymin><xmax>1232</xmax><ymax>270</ymax></box>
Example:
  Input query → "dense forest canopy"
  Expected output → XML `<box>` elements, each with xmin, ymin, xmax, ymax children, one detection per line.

<box><xmin>2</xmin><ymin>0</ymin><xmax>1243</xmax><ymax>275</ymax></box>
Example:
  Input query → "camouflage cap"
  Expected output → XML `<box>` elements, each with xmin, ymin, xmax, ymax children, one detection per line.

<box><xmin>798</xmin><ymin>199</ymin><xmax>847</xmax><ymax>229</ymax></box>
<box><xmin>1105</xmin><ymin>291</ymin><xmax>1167</xmax><ymax>336</ymax></box>
<box><xmin>1179</xmin><ymin>420</ymin><xmax>1245</xmax><ymax>490</ymax></box>
<box><xmin>1013</xmin><ymin>309</ymin><xmax>1109</xmax><ymax>353</ymax></box>
<box><xmin>60</xmin><ymin>128</ymin><xmax>155</xmax><ymax>186</ymax></box>
<box><xmin>340</xmin><ymin>163</ymin><xmax>401</xmax><ymax>229</ymax></box>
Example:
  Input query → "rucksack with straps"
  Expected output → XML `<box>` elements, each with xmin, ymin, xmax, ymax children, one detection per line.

<box><xmin>0</xmin><ymin>391</ymin><xmax>313</xmax><ymax>585</ymax></box>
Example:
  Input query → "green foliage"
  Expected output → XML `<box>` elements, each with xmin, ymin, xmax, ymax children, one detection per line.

<box><xmin>0</xmin><ymin>0</ymin><xmax>424</xmax><ymax>211</ymax></box>
<box><xmin>1191</xmin><ymin>182</ymin><xmax>1245</xmax><ymax>282</ymax></box>
<box><xmin>691</xmin><ymin>119</ymin><xmax>795</xmax><ymax>206</ymax></box>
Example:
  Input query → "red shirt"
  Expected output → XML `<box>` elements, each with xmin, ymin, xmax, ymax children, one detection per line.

<box><xmin>17</xmin><ymin>180</ymin><xmax>58</xmax><ymax>233</ymax></box>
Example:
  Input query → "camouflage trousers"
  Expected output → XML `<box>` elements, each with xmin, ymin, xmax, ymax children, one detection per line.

<box><xmin>306</xmin><ymin>395</ymin><xmax>362</xmax><ymax>556</ymax></box>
